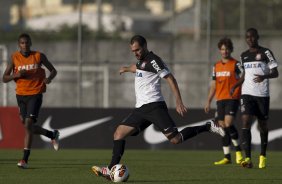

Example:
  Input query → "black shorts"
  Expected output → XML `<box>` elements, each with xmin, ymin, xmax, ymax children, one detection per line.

<box><xmin>216</xmin><ymin>99</ymin><xmax>239</xmax><ymax>121</ymax></box>
<box><xmin>240</xmin><ymin>95</ymin><xmax>269</xmax><ymax>120</ymax></box>
<box><xmin>16</xmin><ymin>94</ymin><xmax>43</xmax><ymax>122</ymax></box>
<box><xmin>121</xmin><ymin>101</ymin><xmax>177</xmax><ymax>136</ymax></box>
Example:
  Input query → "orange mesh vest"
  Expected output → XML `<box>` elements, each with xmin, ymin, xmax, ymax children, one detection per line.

<box><xmin>12</xmin><ymin>51</ymin><xmax>46</xmax><ymax>95</ymax></box>
<box><xmin>214</xmin><ymin>59</ymin><xmax>241</xmax><ymax>100</ymax></box>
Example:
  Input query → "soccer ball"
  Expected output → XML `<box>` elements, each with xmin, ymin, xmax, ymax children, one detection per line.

<box><xmin>110</xmin><ymin>164</ymin><xmax>129</xmax><ymax>182</ymax></box>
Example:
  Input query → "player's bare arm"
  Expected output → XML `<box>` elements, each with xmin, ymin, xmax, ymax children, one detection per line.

<box><xmin>119</xmin><ymin>64</ymin><xmax>136</xmax><ymax>75</ymax></box>
<box><xmin>253</xmin><ymin>67</ymin><xmax>279</xmax><ymax>83</ymax></box>
<box><xmin>204</xmin><ymin>80</ymin><xmax>216</xmax><ymax>113</ymax></box>
<box><xmin>41</xmin><ymin>53</ymin><xmax>57</xmax><ymax>84</ymax></box>
<box><xmin>164</xmin><ymin>74</ymin><xmax>187</xmax><ymax>116</ymax></box>
<box><xmin>230</xmin><ymin>71</ymin><xmax>245</xmax><ymax>96</ymax></box>
<box><xmin>2</xmin><ymin>61</ymin><xmax>27</xmax><ymax>83</ymax></box>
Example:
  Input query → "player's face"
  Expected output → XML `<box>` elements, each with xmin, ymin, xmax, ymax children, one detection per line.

<box><xmin>130</xmin><ymin>41</ymin><xmax>146</xmax><ymax>60</ymax></box>
<box><xmin>246</xmin><ymin>31</ymin><xmax>258</xmax><ymax>48</ymax></box>
<box><xmin>18</xmin><ymin>37</ymin><xmax>31</xmax><ymax>53</ymax></box>
<box><xmin>219</xmin><ymin>44</ymin><xmax>231</xmax><ymax>59</ymax></box>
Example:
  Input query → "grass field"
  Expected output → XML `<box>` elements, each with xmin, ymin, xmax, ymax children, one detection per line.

<box><xmin>1</xmin><ymin>149</ymin><xmax>282</xmax><ymax>184</ymax></box>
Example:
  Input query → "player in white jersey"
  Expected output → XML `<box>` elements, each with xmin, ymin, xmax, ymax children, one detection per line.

<box><xmin>91</xmin><ymin>35</ymin><xmax>225</xmax><ymax>180</ymax></box>
<box><xmin>231</xmin><ymin>28</ymin><xmax>279</xmax><ymax>169</ymax></box>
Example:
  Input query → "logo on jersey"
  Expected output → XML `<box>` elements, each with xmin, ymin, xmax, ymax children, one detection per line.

<box><xmin>151</xmin><ymin>60</ymin><xmax>161</xmax><ymax>72</ymax></box>
<box><xmin>136</xmin><ymin>72</ymin><xmax>142</xmax><ymax>77</ymax></box>
<box><xmin>140</xmin><ymin>61</ymin><xmax>147</xmax><ymax>69</ymax></box>
<box><xmin>244</xmin><ymin>63</ymin><xmax>261</xmax><ymax>69</ymax></box>
<box><xmin>216</xmin><ymin>71</ymin><xmax>230</xmax><ymax>77</ymax></box>
<box><xmin>17</xmin><ymin>63</ymin><xmax>40</xmax><ymax>71</ymax></box>
<box><xmin>255</xmin><ymin>53</ymin><xmax>262</xmax><ymax>60</ymax></box>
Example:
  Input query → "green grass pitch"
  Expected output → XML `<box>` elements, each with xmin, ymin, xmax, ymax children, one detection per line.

<box><xmin>1</xmin><ymin>149</ymin><xmax>282</xmax><ymax>184</ymax></box>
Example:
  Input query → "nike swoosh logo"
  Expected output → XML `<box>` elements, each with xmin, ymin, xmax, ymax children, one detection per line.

<box><xmin>144</xmin><ymin>119</ymin><xmax>211</xmax><ymax>144</ymax></box>
<box><xmin>251</xmin><ymin>120</ymin><xmax>282</xmax><ymax>145</ymax></box>
<box><xmin>40</xmin><ymin>116</ymin><xmax>112</xmax><ymax>142</ymax></box>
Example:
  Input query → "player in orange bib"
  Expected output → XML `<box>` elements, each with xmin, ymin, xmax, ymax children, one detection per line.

<box><xmin>204</xmin><ymin>37</ymin><xmax>243</xmax><ymax>165</ymax></box>
<box><xmin>2</xmin><ymin>33</ymin><xmax>60</xmax><ymax>169</ymax></box>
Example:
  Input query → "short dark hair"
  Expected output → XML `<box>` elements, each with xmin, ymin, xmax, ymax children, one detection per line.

<box><xmin>130</xmin><ymin>35</ymin><xmax>147</xmax><ymax>47</ymax></box>
<box><xmin>246</xmin><ymin>28</ymin><xmax>259</xmax><ymax>38</ymax></box>
<box><xmin>18</xmin><ymin>33</ymin><xmax>31</xmax><ymax>42</ymax></box>
<box><xmin>217</xmin><ymin>37</ymin><xmax>233</xmax><ymax>52</ymax></box>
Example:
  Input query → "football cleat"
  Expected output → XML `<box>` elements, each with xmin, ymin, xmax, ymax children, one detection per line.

<box><xmin>17</xmin><ymin>160</ymin><xmax>28</xmax><ymax>169</ymax></box>
<box><xmin>91</xmin><ymin>166</ymin><xmax>111</xmax><ymax>180</ymax></box>
<box><xmin>51</xmin><ymin>130</ymin><xmax>60</xmax><ymax>151</ymax></box>
<box><xmin>241</xmin><ymin>157</ymin><xmax>253</xmax><ymax>168</ymax></box>
<box><xmin>259</xmin><ymin>155</ymin><xmax>266</xmax><ymax>169</ymax></box>
<box><xmin>207</xmin><ymin>120</ymin><xmax>225</xmax><ymax>137</ymax></box>
<box><xmin>214</xmin><ymin>158</ymin><xmax>231</xmax><ymax>165</ymax></box>
<box><xmin>235</xmin><ymin>151</ymin><xmax>243</xmax><ymax>164</ymax></box>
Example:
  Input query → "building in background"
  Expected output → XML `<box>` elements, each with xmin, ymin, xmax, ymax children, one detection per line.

<box><xmin>2</xmin><ymin>0</ymin><xmax>196</xmax><ymax>34</ymax></box>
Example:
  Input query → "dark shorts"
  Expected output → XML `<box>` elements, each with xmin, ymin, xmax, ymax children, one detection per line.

<box><xmin>240</xmin><ymin>95</ymin><xmax>269</xmax><ymax>120</ymax></box>
<box><xmin>121</xmin><ymin>101</ymin><xmax>177</xmax><ymax>136</ymax></box>
<box><xmin>16</xmin><ymin>94</ymin><xmax>43</xmax><ymax>122</ymax></box>
<box><xmin>216</xmin><ymin>99</ymin><xmax>239</xmax><ymax>121</ymax></box>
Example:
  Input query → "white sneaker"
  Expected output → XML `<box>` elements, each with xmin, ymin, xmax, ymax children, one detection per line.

<box><xmin>92</xmin><ymin>166</ymin><xmax>111</xmax><ymax>180</ymax></box>
<box><xmin>17</xmin><ymin>160</ymin><xmax>28</xmax><ymax>169</ymax></box>
<box><xmin>207</xmin><ymin>120</ymin><xmax>225</xmax><ymax>137</ymax></box>
<box><xmin>51</xmin><ymin>130</ymin><xmax>60</xmax><ymax>151</ymax></box>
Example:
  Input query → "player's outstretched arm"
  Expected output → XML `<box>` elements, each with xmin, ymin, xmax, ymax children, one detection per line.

<box><xmin>164</xmin><ymin>74</ymin><xmax>187</xmax><ymax>117</ymax></box>
<box><xmin>41</xmin><ymin>53</ymin><xmax>57</xmax><ymax>84</ymax></box>
<box><xmin>119</xmin><ymin>64</ymin><xmax>136</xmax><ymax>75</ymax></box>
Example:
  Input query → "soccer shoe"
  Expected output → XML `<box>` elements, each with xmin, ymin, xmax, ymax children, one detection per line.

<box><xmin>259</xmin><ymin>155</ymin><xmax>266</xmax><ymax>169</ymax></box>
<box><xmin>241</xmin><ymin>157</ymin><xmax>253</xmax><ymax>168</ymax></box>
<box><xmin>214</xmin><ymin>158</ymin><xmax>231</xmax><ymax>165</ymax></box>
<box><xmin>235</xmin><ymin>151</ymin><xmax>243</xmax><ymax>164</ymax></box>
<box><xmin>91</xmin><ymin>166</ymin><xmax>111</xmax><ymax>180</ymax></box>
<box><xmin>51</xmin><ymin>130</ymin><xmax>60</xmax><ymax>151</ymax></box>
<box><xmin>207</xmin><ymin>120</ymin><xmax>225</xmax><ymax>137</ymax></box>
<box><xmin>17</xmin><ymin>160</ymin><xmax>28</xmax><ymax>169</ymax></box>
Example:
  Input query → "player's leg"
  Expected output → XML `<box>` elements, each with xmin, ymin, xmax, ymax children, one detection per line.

<box><xmin>223</xmin><ymin>115</ymin><xmax>243</xmax><ymax>164</ymax></box>
<box><xmin>29</xmin><ymin>94</ymin><xmax>60</xmax><ymax>150</ymax></box>
<box><xmin>214</xmin><ymin>101</ymin><xmax>232</xmax><ymax>165</ymax></box>
<box><xmin>16</xmin><ymin>95</ymin><xmax>29</xmax><ymax>168</ymax></box>
<box><xmin>256</xmin><ymin>96</ymin><xmax>270</xmax><ymax>169</ymax></box>
<box><xmin>257</xmin><ymin>119</ymin><xmax>268</xmax><ymax>169</ymax></box>
<box><xmin>214</xmin><ymin>120</ymin><xmax>232</xmax><ymax>165</ymax></box>
<box><xmin>222</xmin><ymin>100</ymin><xmax>243</xmax><ymax>163</ymax></box>
<box><xmin>240</xmin><ymin>114</ymin><xmax>253</xmax><ymax>168</ymax></box>
<box><xmin>229</xmin><ymin>125</ymin><xmax>243</xmax><ymax>164</ymax></box>
<box><xmin>240</xmin><ymin>95</ymin><xmax>255</xmax><ymax>168</ymax></box>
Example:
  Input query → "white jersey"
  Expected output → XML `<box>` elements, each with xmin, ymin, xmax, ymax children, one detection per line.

<box><xmin>240</xmin><ymin>47</ymin><xmax>278</xmax><ymax>97</ymax></box>
<box><xmin>135</xmin><ymin>51</ymin><xmax>170</xmax><ymax>108</ymax></box>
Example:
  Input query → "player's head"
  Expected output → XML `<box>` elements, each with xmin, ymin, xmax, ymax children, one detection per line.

<box><xmin>130</xmin><ymin>35</ymin><xmax>148</xmax><ymax>60</ymax></box>
<box><xmin>18</xmin><ymin>33</ymin><xmax>32</xmax><ymax>54</ymax></box>
<box><xmin>217</xmin><ymin>37</ymin><xmax>233</xmax><ymax>59</ymax></box>
<box><xmin>245</xmin><ymin>28</ymin><xmax>259</xmax><ymax>48</ymax></box>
